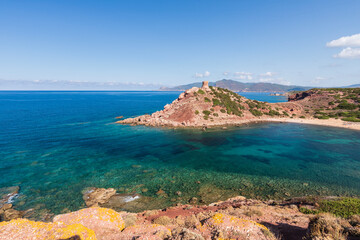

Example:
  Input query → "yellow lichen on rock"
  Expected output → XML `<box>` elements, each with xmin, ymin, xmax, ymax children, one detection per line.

<box><xmin>54</xmin><ymin>223</ymin><xmax>97</xmax><ymax>240</ymax></box>
<box><xmin>211</xmin><ymin>213</ymin><xmax>269</xmax><ymax>231</ymax></box>
<box><xmin>0</xmin><ymin>218</ymin><xmax>96</xmax><ymax>240</ymax></box>
<box><xmin>205</xmin><ymin>213</ymin><xmax>273</xmax><ymax>240</ymax></box>
<box><xmin>53</xmin><ymin>207</ymin><xmax>125</xmax><ymax>239</ymax></box>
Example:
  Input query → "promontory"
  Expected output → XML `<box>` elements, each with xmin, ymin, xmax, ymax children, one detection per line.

<box><xmin>117</xmin><ymin>81</ymin><xmax>360</xmax><ymax>130</ymax></box>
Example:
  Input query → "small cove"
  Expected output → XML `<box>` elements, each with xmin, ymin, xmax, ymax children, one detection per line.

<box><xmin>0</xmin><ymin>91</ymin><xmax>359</xmax><ymax>216</ymax></box>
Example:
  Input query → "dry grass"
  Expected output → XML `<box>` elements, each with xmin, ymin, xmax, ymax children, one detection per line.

<box><xmin>306</xmin><ymin>213</ymin><xmax>349</xmax><ymax>240</ymax></box>
<box><xmin>152</xmin><ymin>215</ymin><xmax>173</xmax><ymax>225</ymax></box>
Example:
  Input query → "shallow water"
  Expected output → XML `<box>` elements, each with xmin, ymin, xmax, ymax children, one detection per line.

<box><xmin>0</xmin><ymin>91</ymin><xmax>359</xmax><ymax>215</ymax></box>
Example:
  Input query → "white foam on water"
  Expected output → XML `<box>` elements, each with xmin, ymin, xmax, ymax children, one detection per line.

<box><xmin>123</xmin><ymin>195</ymin><xmax>140</xmax><ymax>202</ymax></box>
<box><xmin>6</xmin><ymin>193</ymin><xmax>19</xmax><ymax>204</ymax></box>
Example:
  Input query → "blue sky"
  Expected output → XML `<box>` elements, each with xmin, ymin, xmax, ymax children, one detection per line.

<box><xmin>0</xmin><ymin>0</ymin><xmax>360</xmax><ymax>90</ymax></box>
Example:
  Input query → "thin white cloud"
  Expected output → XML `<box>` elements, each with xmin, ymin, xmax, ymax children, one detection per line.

<box><xmin>258</xmin><ymin>77</ymin><xmax>290</xmax><ymax>85</ymax></box>
<box><xmin>259</xmin><ymin>72</ymin><xmax>277</xmax><ymax>77</ymax></box>
<box><xmin>0</xmin><ymin>79</ymin><xmax>162</xmax><ymax>90</ymax></box>
<box><xmin>223</xmin><ymin>72</ymin><xmax>229</xmax><ymax>76</ymax></box>
<box><xmin>334</xmin><ymin>47</ymin><xmax>360</xmax><ymax>59</ymax></box>
<box><xmin>327</xmin><ymin>33</ymin><xmax>360</xmax><ymax>47</ymax></box>
<box><xmin>233</xmin><ymin>72</ymin><xmax>253</xmax><ymax>80</ymax></box>
<box><xmin>194</xmin><ymin>71</ymin><xmax>210</xmax><ymax>78</ymax></box>
<box><xmin>312</xmin><ymin>77</ymin><xmax>327</xmax><ymax>84</ymax></box>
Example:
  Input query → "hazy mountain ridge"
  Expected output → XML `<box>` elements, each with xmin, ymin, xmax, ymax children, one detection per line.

<box><xmin>160</xmin><ymin>79</ymin><xmax>312</xmax><ymax>92</ymax></box>
<box><xmin>160</xmin><ymin>79</ymin><xmax>360</xmax><ymax>92</ymax></box>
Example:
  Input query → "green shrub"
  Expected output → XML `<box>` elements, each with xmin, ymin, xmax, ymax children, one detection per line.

<box><xmin>299</xmin><ymin>207</ymin><xmax>318</xmax><ymax>215</ymax></box>
<box><xmin>265</xmin><ymin>109</ymin><xmax>281</xmax><ymax>116</ymax></box>
<box><xmin>319</xmin><ymin>198</ymin><xmax>360</xmax><ymax>218</ymax></box>
<box><xmin>337</xmin><ymin>101</ymin><xmax>358</xmax><ymax>110</ymax></box>
<box><xmin>342</xmin><ymin>117</ymin><xmax>360</xmax><ymax>122</ymax></box>
<box><xmin>246</xmin><ymin>101</ymin><xmax>256</xmax><ymax>109</ymax></box>
<box><xmin>250</xmin><ymin>109</ymin><xmax>263</xmax><ymax>116</ymax></box>
<box><xmin>315</xmin><ymin>115</ymin><xmax>330</xmax><ymax>119</ymax></box>
<box><xmin>195</xmin><ymin>110</ymin><xmax>199</xmax><ymax>115</ymax></box>
<box><xmin>202</xmin><ymin>110</ymin><xmax>211</xmax><ymax>116</ymax></box>
<box><xmin>213</xmin><ymin>113</ymin><xmax>219</xmax><ymax>117</ymax></box>
<box><xmin>300</xmin><ymin>116</ymin><xmax>306</xmax><ymax>118</ymax></box>
<box><xmin>197</xmin><ymin>89</ymin><xmax>205</xmax><ymax>94</ymax></box>
<box><xmin>204</xmin><ymin>97</ymin><xmax>211</xmax><ymax>102</ymax></box>
<box><xmin>220</xmin><ymin>109</ymin><xmax>226</xmax><ymax>113</ymax></box>
<box><xmin>212</xmin><ymin>98</ymin><xmax>221</xmax><ymax>106</ymax></box>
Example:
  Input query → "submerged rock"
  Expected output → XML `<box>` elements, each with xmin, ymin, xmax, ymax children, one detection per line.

<box><xmin>1</xmin><ymin>208</ymin><xmax>23</xmax><ymax>221</ymax></box>
<box><xmin>82</xmin><ymin>187</ymin><xmax>116</xmax><ymax>207</ymax></box>
<box><xmin>0</xmin><ymin>186</ymin><xmax>19</xmax><ymax>208</ymax></box>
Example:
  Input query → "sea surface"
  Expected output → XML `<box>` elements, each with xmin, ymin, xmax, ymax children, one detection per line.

<box><xmin>0</xmin><ymin>91</ymin><xmax>359</xmax><ymax>216</ymax></box>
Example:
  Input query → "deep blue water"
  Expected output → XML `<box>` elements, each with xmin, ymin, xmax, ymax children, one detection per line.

<box><xmin>0</xmin><ymin>91</ymin><xmax>359</xmax><ymax>216</ymax></box>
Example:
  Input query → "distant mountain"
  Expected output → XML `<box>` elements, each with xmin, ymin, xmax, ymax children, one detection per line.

<box><xmin>159</xmin><ymin>82</ymin><xmax>216</xmax><ymax>91</ymax></box>
<box><xmin>160</xmin><ymin>79</ymin><xmax>312</xmax><ymax>92</ymax></box>
<box><xmin>346</xmin><ymin>84</ymin><xmax>360</xmax><ymax>88</ymax></box>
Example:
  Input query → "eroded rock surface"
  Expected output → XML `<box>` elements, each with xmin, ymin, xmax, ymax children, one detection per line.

<box><xmin>82</xmin><ymin>188</ymin><xmax>116</xmax><ymax>207</ymax></box>
<box><xmin>54</xmin><ymin>207</ymin><xmax>125</xmax><ymax>240</ymax></box>
<box><xmin>3</xmin><ymin>195</ymin><xmax>359</xmax><ymax>240</ymax></box>
<box><xmin>0</xmin><ymin>218</ymin><xmax>96</xmax><ymax>240</ymax></box>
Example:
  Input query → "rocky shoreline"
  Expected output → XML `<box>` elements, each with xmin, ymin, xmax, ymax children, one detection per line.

<box><xmin>1</xmin><ymin>186</ymin><xmax>359</xmax><ymax>239</ymax></box>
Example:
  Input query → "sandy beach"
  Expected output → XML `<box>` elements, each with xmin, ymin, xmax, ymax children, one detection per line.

<box><xmin>265</xmin><ymin>118</ymin><xmax>360</xmax><ymax>131</ymax></box>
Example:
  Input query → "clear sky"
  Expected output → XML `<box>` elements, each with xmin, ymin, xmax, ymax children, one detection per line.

<box><xmin>0</xmin><ymin>0</ymin><xmax>359</xmax><ymax>90</ymax></box>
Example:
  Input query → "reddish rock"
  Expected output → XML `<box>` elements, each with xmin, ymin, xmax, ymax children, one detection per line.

<box><xmin>202</xmin><ymin>213</ymin><xmax>275</xmax><ymax>239</ymax></box>
<box><xmin>53</xmin><ymin>207</ymin><xmax>125</xmax><ymax>240</ymax></box>
<box><xmin>0</xmin><ymin>218</ymin><xmax>96</xmax><ymax>240</ymax></box>
<box><xmin>119</xmin><ymin>224</ymin><xmax>171</xmax><ymax>240</ymax></box>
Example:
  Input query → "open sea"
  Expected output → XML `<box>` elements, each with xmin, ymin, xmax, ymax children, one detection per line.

<box><xmin>1</xmin><ymin>91</ymin><xmax>360</xmax><ymax>216</ymax></box>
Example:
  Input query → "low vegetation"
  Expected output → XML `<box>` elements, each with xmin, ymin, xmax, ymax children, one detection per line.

<box><xmin>294</xmin><ymin>88</ymin><xmax>360</xmax><ymax>122</ymax></box>
<box><xmin>299</xmin><ymin>197</ymin><xmax>360</xmax><ymax>218</ymax></box>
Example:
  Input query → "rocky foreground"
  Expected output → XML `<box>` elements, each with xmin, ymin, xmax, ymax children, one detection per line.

<box><xmin>1</xmin><ymin>186</ymin><xmax>360</xmax><ymax>239</ymax></box>
<box><xmin>117</xmin><ymin>82</ymin><xmax>360</xmax><ymax>130</ymax></box>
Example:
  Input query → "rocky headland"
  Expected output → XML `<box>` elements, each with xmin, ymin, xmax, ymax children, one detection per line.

<box><xmin>117</xmin><ymin>82</ymin><xmax>360</xmax><ymax>130</ymax></box>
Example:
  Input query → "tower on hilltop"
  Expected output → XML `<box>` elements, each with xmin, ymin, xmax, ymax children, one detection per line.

<box><xmin>202</xmin><ymin>81</ymin><xmax>209</xmax><ymax>89</ymax></box>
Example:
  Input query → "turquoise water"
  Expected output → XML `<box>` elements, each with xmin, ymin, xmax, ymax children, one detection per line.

<box><xmin>0</xmin><ymin>91</ymin><xmax>359</xmax><ymax>216</ymax></box>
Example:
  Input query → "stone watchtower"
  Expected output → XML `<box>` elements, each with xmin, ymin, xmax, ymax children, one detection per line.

<box><xmin>201</xmin><ymin>81</ymin><xmax>210</xmax><ymax>89</ymax></box>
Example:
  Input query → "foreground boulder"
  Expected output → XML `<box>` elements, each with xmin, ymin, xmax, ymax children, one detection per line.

<box><xmin>202</xmin><ymin>213</ymin><xmax>275</xmax><ymax>240</ymax></box>
<box><xmin>54</xmin><ymin>207</ymin><xmax>125</xmax><ymax>240</ymax></box>
<box><xmin>0</xmin><ymin>218</ymin><xmax>96</xmax><ymax>240</ymax></box>
<box><xmin>119</xmin><ymin>224</ymin><xmax>171</xmax><ymax>239</ymax></box>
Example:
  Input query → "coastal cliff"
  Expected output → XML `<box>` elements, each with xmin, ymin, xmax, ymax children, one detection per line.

<box><xmin>117</xmin><ymin>82</ymin><xmax>360</xmax><ymax>130</ymax></box>
<box><xmin>1</xmin><ymin>186</ymin><xmax>360</xmax><ymax>239</ymax></box>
